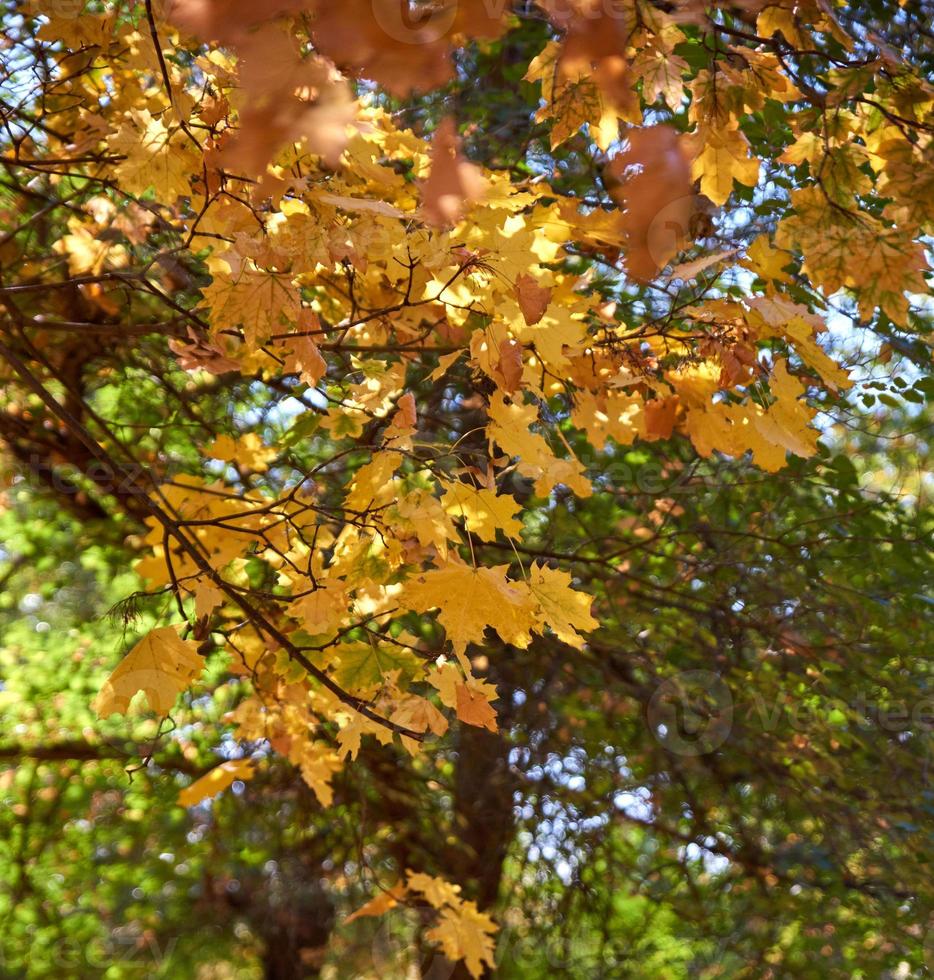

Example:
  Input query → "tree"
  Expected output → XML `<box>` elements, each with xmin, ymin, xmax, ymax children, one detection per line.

<box><xmin>0</xmin><ymin>0</ymin><xmax>932</xmax><ymax>976</ymax></box>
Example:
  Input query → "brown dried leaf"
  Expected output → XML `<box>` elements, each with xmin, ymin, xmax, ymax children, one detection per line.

<box><xmin>308</xmin><ymin>0</ymin><xmax>506</xmax><ymax>97</ymax></box>
<box><xmin>455</xmin><ymin>682</ymin><xmax>498</xmax><ymax>732</ymax></box>
<box><xmin>494</xmin><ymin>339</ymin><xmax>523</xmax><ymax>394</ymax></box>
<box><xmin>515</xmin><ymin>273</ymin><xmax>552</xmax><ymax>326</ymax></box>
<box><xmin>546</xmin><ymin>0</ymin><xmax>634</xmax><ymax>115</ymax></box>
<box><xmin>606</xmin><ymin>125</ymin><xmax>693</xmax><ymax>282</ymax></box>
<box><xmin>420</xmin><ymin>118</ymin><xmax>487</xmax><ymax>227</ymax></box>
<box><xmin>169</xmin><ymin>327</ymin><xmax>240</xmax><ymax>374</ymax></box>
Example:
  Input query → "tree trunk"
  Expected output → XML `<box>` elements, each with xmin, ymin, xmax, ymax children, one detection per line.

<box><xmin>450</xmin><ymin>725</ymin><xmax>514</xmax><ymax>911</ymax></box>
<box><xmin>219</xmin><ymin>867</ymin><xmax>334</xmax><ymax>980</ymax></box>
<box><xmin>258</xmin><ymin>895</ymin><xmax>333</xmax><ymax>980</ymax></box>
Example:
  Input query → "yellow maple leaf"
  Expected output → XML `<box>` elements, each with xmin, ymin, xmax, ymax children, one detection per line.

<box><xmin>571</xmin><ymin>389</ymin><xmax>645</xmax><ymax>451</ymax></box>
<box><xmin>743</xmin><ymin>235</ymin><xmax>794</xmax><ymax>286</ymax></box>
<box><xmin>744</xmin><ymin>296</ymin><xmax>852</xmax><ymax>391</ymax></box>
<box><xmin>403</xmin><ymin>562</ymin><xmax>536</xmax><ymax>663</ymax></box>
<box><xmin>289</xmin><ymin>739</ymin><xmax>343</xmax><ymax>807</ymax></box>
<box><xmin>206</xmin><ymin>433</ymin><xmax>277</xmax><ymax>472</ymax></box>
<box><xmin>344</xmin><ymin>452</ymin><xmax>401</xmax><ymax>513</ymax></box>
<box><xmin>406</xmin><ymin>871</ymin><xmax>462</xmax><ymax>909</ymax></box>
<box><xmin>425</xmin><ymin>900</ymin><xmax>498</xmax><ymax>979</ymax></box>
<box><xmin>872</xmin><ymin>133</ymin><xmax>934</xmax><ymax>234</ymax></box>
<box><xmin>629</xmin><ymin>7</ymin><xmax>688</xmax><ymax>109</ymax></box>
<box><xmin>631</xmin><ymin>43</ymin><xmax>688</xmax><ymax>110</ymax></box>
<box><xmin>528</xmin><ymin>564</ymin><xmax>598</xmax><ymax>650</ymax></box>
<box><xmin>441</xmin><ymin>482</ymin><xmax>524</xmax><ymax>542</ymax></box>
<box><xmin>752</xmin><ymin>358</ymin><xmax>820</xmax><ymax>464</ymax></box>
<box><xmin>390</xmin><ymin>695</ymin><xmax>449</xmax><ymax>740</ymax></box>
<box><xmin>692</xmin><ymin>125</ymin><xmax>760</xmax><ymax>205</ymax></box>
<box><xmin>268</xmin><ymin>201</ymin><xmax>334</xmax><ymax>275</ymax></box>
<box><xmin>776</xmin><ymin>186</ymin><xmax>929</xmax><ymax>324</ymax></box>
<box><xmin>510</xmin><ymin>304</ymin><xmax>588</xmax><ymax>370</ymax></box>
<box><xmin>294</xmin><ymin>585</ymin><xmax>347</xmax><ymax>637</ymax></box>
<box><xmin>36</xmin><ymin>5</ymin><xmax>116</xmax><ymax>50</ymax></box>
<box><xmin>395</xmin><ymin>490</ymin><xmax>459</xmax><ymax>559</ymax></box>
<box><xmin>524</xmin><ymin>40</ymin><xmax>622</xmax><ymax>151</ymax></box>
<box><xmin>111</xmin><ymin>109</ymin><xmax>199</xmax><ymax>201</ymax></box>
<box><xmin>191</xmin><ymin>579</ymin><xmax>224</xmax><ymax>619</ymax></box>
<box><xmin>487</xmin><ymin>393</ymin><xmax>591</xmax><ymax>497</ymax></box>
<box><xmin>177</xmin><ymin>758</ymin><xmax>255</xmax><ymax>808</ymax></box>
<box><xmin>201</xmin><ymin>252</ymin><xmax>301</xmax><ymax>348</ymax></box>
<box><xmin>757</xmin><ymin>3</ymin><xmax>808</xmax><ymax>47</ymax></box>
<box><xmin>336</xmin><ymin>708</ymin><xmax>393</xmax><ymax>761</ymax></box>
<box><xmin>53</xmin><ymin>217</ymin><xmax>126</xmax><ymax>276</ymax></box>
<box><xmin>682</xmin><ymin>359</ymin><xmax>820</xmax><ymax>472</ymax></box>
<box><xmin>94</xmin><ymin>627</ymin><xmax>203</xmax><ymax>717</ymax></box>
<box><xmin>426</xmin><ymin>662</ymin><xmax>461</xmax><ymax>709</ymax></box>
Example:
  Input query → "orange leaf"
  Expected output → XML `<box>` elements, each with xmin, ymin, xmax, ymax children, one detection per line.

<box><xmin>345</xmin><ymin>883</ymin><xmax>406</xmax><ymax>923</ymax></box>
<box><xmin>515</xmin><ymin>273</ymin><xmax>552</xmax><ymax>325</ymax></box>
<box><xmin>177</xmin><ymin>758</ymin><xmax>254</xmax><ymax>808</ymax></box>
<box><xmin>455</xmin><ymin>683</ymin><xmax>498</xmax><ymax>732</ymax></box>
<box><xmin>420</xmin><ymin>118</ymin><xmax>487</xmax><ymax>227</ymax></box>
<box><xmin>606</xmin><ymin>125</ymin><xmax>693</xmax><ymax>282</ymax></box>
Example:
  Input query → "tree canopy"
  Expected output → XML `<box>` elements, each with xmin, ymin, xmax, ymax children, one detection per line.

<box><xmin>0</xmin><ymin>0</ymin><xmax>932</xmax><ymax>976</ymax></box>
